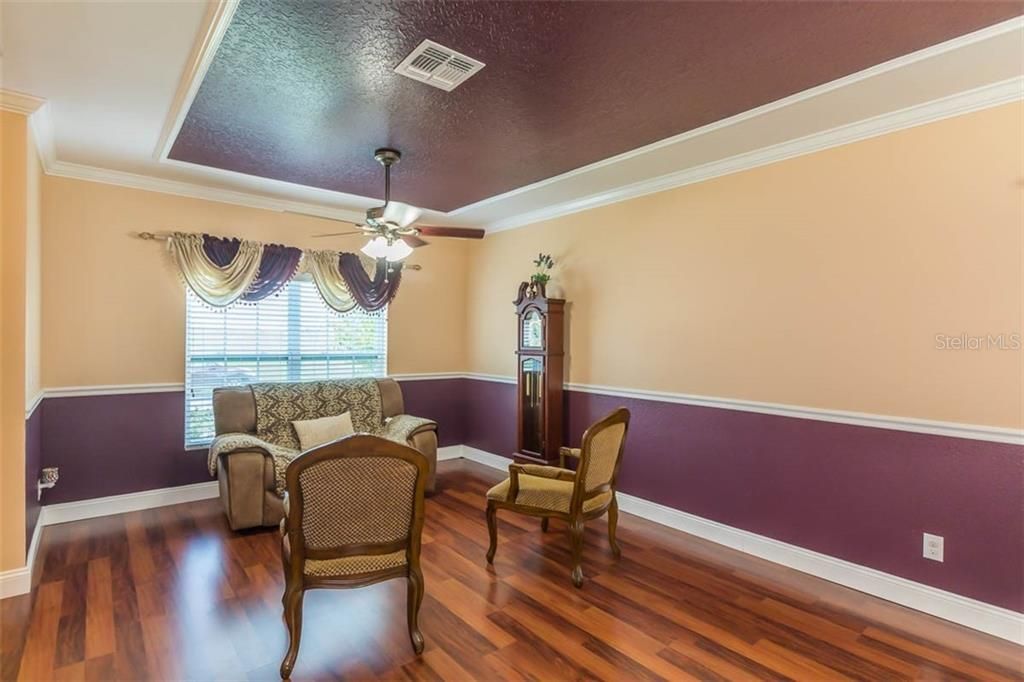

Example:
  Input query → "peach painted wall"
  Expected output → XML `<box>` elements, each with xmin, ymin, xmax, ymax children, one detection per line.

<box><xmin>1</xmin><ymin>110</ymin><xmax>42</xmax><ymax>571</ymax></box>
<box><xmin>40</xmin><ymin>176</ymin><xmax>470</xmax><ymax>389</ymax></box>
<box><xmin>465</xmin><ymin>102</ymin><xmax>1024</xmax><ymax>429</ymax></box>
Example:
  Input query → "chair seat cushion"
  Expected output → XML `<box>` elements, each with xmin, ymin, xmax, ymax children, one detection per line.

<box><xmin>487</xmin><ymin>475</ymin><xmax>611</xmax><ymax>514</ymax></box>
<box><xmin>282</xmin><ymin>534</ymin><xmax>407</xmax><ymax>577</ymax></box>
<box><xmin>305</xmin><ymin>550</ymin><xmax>407</xmax><ymax>577</ymax></box>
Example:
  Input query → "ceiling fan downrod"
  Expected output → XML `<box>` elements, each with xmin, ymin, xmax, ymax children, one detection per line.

<box><xmin>374</xmin><ymin>147</ymin><xmax>401</xmax><ymax>207</ymax></box>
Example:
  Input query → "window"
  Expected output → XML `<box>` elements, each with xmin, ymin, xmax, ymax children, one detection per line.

<box><xmin>184</xmin><ymin>276</ymin><xmax>387</xmax><ymax>447</ymax></box>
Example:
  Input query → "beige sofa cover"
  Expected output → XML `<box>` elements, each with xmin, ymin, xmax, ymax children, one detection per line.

<box><xmin>212</xmin><ymin>378</ymin><xmax>437</xmax><ymax>530</ymax></box>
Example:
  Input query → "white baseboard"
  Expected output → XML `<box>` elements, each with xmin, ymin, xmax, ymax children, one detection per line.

<box><xmin>0</xmin><ymin>518</ymin><xmax>44</xmax><ymax>600</ymax></box>
<box><xmin>437</xmin><ymin>444</ymin><xmax>464</xmax><ymax>461</ymax></box>
<box><xmin>6</xmin><ymin>448</ymin><xmax>1021</xmax><ymax>644</ymax></box>
<box><xmin>457</xmin><ymin>445</ymin><xmax>1024</xmax><ymax>644</ymax></box>
<box><xmin>1</xmin><ymin>481</ymin><xmax>220</xmax><ymax>598</ymax></box>
<box><xmin>41</xmin><ymin>481</ymin><xmax>220</xmax><ymax>526</ymax></box>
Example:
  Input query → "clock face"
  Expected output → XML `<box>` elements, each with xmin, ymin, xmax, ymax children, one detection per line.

<box><xmin>522</xmin><ymin>309</ymin><xmax>544</xmax><ymax>349</ymax></box>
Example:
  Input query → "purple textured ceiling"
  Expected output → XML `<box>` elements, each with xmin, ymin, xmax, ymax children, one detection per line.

<box><xmin>169</xmin><ymin>1</ymin><xmax>1021</xmax><ymax>212</ymax></box>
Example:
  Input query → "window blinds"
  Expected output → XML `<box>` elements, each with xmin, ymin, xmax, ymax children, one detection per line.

<box><xmin>184</xmin><ymin>276</ymin><xmax>388</xmax><ymax>447</ymax></box>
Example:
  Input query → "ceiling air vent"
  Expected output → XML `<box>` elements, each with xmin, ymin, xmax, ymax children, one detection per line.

<box><xmin>394</xmin><ymin>39</ymin><xmax>485</xmax><ymax>92</ymax></box>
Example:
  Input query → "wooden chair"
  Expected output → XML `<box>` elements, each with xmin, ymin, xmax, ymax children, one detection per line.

<box><xmin>278</xmin><ymin>434</ymin><xmax>428</xmax><ymax>679</ymax></box>
<box><xmin>485</xmin><ymin>408</ymin><xmax>630</xmax><ymax>587</ymax></box>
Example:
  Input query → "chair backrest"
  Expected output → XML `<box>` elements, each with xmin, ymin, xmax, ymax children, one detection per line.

<box><xmin>575</xmin><ymin>408</ymin><xmax>630</xmax><ymax>497</ymax></box>
<box><xmin>283</xmin><ymin>434</ymin><xmax>428</xmax><ymax>565</ymax></box>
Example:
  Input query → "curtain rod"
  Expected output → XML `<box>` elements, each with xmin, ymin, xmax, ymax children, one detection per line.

<box><xmin>135</xmin><ymin>231</ymin><xmax>422</xmax><ymax>270</ymax></box>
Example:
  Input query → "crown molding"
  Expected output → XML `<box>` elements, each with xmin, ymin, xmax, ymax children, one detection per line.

<box><xmin>485</xmin><ymin>75</ymin><xmax>1024</xmax><ymax>232</ymax></box>
<box><xmin>8</xmin><ymin>16</ymin><xmax>1023</xmax><ymax>233</ymax></box>
<box><xmin>0</xmin><ymin>89</ymin><xmax>47</xmax><ymax>115</ymax></box>
<box><xmin>452</xmin><ymin>16</ymin><xmax>1024</xmax><ymax>220</ymax></box>
<box><xmin>154</xmin><ymin>0</ymin><xmax>240</xmax><ymax>162</ymax></box>
<box><xmin>46</xmin><ymin>160</ymin><xmax>367</xmax><ymax>223</ymax></box>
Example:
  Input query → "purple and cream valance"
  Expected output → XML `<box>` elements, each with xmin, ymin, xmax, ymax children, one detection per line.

<box><xmin>167</xmin><ymin>232</ymin><xmax>401</xmax><ymax>314</ymax></box>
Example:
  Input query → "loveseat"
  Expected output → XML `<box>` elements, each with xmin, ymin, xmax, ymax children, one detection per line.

<box><xmin>208</xmin><ymin>378</ymin><xmax>437</xmax><ymax>530</ymax></box>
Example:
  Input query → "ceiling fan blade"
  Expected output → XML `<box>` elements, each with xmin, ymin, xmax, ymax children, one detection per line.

<box><xmin>400</xmin><ymin>234</ymin><xmax>429</xmax><ymax>248</ymax></box>
<box><xmin>312</xmin><ymin>231</ymin><xmax>364</xmax><ymax>238</ymax></box>
<box><xmin>285</xmin><ymin>209</ymin><xmax>354</xmax><ymax>224</ymax></box>
<box><xmin>379</xmin><ymin>201</ymin><xmax>423</xmax><ymax>229</ymax></box>
<box><xmin>416</xmin><ymin>226</ymin><xmax>485</xmax><ymax>240</ymax></box>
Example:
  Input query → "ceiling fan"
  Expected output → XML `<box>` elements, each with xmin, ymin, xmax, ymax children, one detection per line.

<box><xmin>310</xmin><ymin>148</ymin><xmax>484</xmax><ymax>261</ymax></box>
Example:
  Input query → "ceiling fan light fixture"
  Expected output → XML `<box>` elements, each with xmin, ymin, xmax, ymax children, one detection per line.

<box><xmin>361</xmin><ymin>236</ymin><xmax>413</xmax><ymax>262</ymax></box>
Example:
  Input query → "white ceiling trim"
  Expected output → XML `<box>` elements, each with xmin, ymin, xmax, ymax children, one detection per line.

<box><xmin>0</xmin><ymin>89</ymin><xmax>57</xmax><ymax>170</ymax></box>
<box><xmin>450</xmin><ymin>16</ymin><xmax>1024</xmax><ymax>218</ymax></box>
<box><xmin>46</xmin><ymin>159</ymin><xmax>368</xmax><ymax>223</ymax></box>
<box><xmin>487</xmin><ymin>75</ymin><xmax>1024</xmax><ymax>232</ymax></box>
<box><xmin>5</xmin><ymin>15</ymin><xmax>1023</xmax><ymax>233</ymax></box>
<box><xmin>0</xmin><ymin>89</ymin><xmax>46</xmax><ymax>115</ymax></box>
<box><xmin>154</xmin><ymin>0</ymin><xmax>239</xmax><ymax>162</ymax></box>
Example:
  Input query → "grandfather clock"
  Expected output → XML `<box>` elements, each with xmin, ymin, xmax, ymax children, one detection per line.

<box><xmin>513</xmin><ymin>281</ymin><xmax>565</xmax><ymax>465</ymax></box>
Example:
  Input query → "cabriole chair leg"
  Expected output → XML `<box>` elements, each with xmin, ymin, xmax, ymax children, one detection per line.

<box><xmin>407</xmin><ymin>567</ymin><xmax>425</xmax><ymax>654</ymax></box>
<box><xmin>280</xmin><ymin>587</ymin><xmax>304</xmax><ymax>679</ymax></box>
<box><xmin>486</xmin><ymin>502</ymin><xmax>498</xmax><ymax>563</ymax></box>
<box><xmin>608</xmin><ymin>496</ymin><xmax>622</xmax><ymax>558</ymax></box>
<box><xmin>569</xmin><ymin>519</ymin><xmax>585</xmax><ymax>588</ymax></box>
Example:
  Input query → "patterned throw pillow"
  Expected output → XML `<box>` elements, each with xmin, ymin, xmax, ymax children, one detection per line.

<box><xmin>292</xmin><ymin>412</ymin><xmax>355</xmax><ymax>451</ymax></box>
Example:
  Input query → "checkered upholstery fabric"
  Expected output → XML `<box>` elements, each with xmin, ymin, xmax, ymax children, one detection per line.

<box><xmin>487</xmin><ymin>475</ymin><xmax>611</xmax><ymax>514</ymax></box>
<box><xmin>520</xmin><ymin>464</ymin><xmax>573</xmax><ymax>479</ymax></box>
<box><xmin>298</xmin><ymin>457</ymin><xmax>416</xmax><ymax>550</ymax></box>
<box><xmin>584</xmin><ymin>422</ymin><xmax>626</xmax><ymax>491</ymax></box>
<box><xmin>305</xmin><ymin>550</ymin><xmax>407</xmax><ymax>577</ymax></box>
<box><xmin>281</xmin><ymin>535</ymin><xmax>407</xmax><ymax>577</ymax></box>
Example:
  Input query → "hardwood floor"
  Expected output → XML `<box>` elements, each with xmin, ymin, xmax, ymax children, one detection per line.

<box><xmin>3</xmin><ymin>459</ymin><xmax>1021</xmax><ymax>681</ymax></box>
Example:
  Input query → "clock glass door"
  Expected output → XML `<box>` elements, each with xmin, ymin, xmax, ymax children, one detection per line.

<box><xmin>520</xmin><ymin>356</ymin><xmax>544</xmax><ymax>454</ymax></box>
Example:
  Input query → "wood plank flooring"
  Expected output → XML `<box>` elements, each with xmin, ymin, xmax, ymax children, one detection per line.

<box><xmin>3</xmin><ymin>459</ymin><xmax>1021</xmax><ymax>681</ymax></box>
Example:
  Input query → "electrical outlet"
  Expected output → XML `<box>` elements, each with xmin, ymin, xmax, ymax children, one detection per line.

<box><xmin>923</xmin><ymin>533</ymin><xmax>944</xmax><ymax>562</ymax></box>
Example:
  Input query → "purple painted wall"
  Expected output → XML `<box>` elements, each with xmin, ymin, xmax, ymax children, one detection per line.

<box><xmin>397</xmin><ymin>378</ymin><xmax>468</xmax><ymax>447</ymax></box>
<box><xmin>458</xmin><ymin>379</ymin><xmax>1023</xmax><ymax>612</ymax></box>
<box><xmin>24</xmin><ymin>407</ymin><xmax>42</xmax><ymax>557</ymax></box>
<box><xmin>39</xmin><ymin>392</ymin><xmax>209</xmax><ymax>505</ymax></box>
<box><xmin>35</xmin><ymin>379</ymin><xmax>472</xmax><ymax>505</ymax></box>
<box><xmin>567</xmin><ymin>389</ymin><xmax>1024</xmax><ymax>613</ymax></box>
<box><xmin>32</xmin><ymin>378</ymin><xmax>1022</xmax><ymax>612</ymax></box>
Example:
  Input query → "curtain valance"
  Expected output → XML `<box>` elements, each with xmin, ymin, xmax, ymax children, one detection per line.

<box><xmin>167</xmin><ymin>232</ymin><xmax>402</xmax><ymax>314</ymax></box>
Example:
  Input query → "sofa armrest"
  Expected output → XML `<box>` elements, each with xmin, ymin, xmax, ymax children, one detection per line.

<box><xmin>379</xmin><ymin>415</ymin><xmax>438</xmax><ymax>494</ymax></box>
<box><xmin>217</xmin><ymin>448</ymin><xmax>277</xmax><ymax>531</ymax></box>
<box><xmin>208</xmin><ymin>432</ymin><xmax>292</xmax><ymax>476</ymax></box>
<box><xmin>380</xmin><ymin>414</ymin><xmax>437</xmax><ymax>441</ymax></box>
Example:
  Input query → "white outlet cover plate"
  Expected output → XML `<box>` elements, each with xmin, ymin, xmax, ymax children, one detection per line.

<box><xmin>923</xmin><ymin>532</ymin><xmax>944</xmax><ymax>562</ymax></box>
